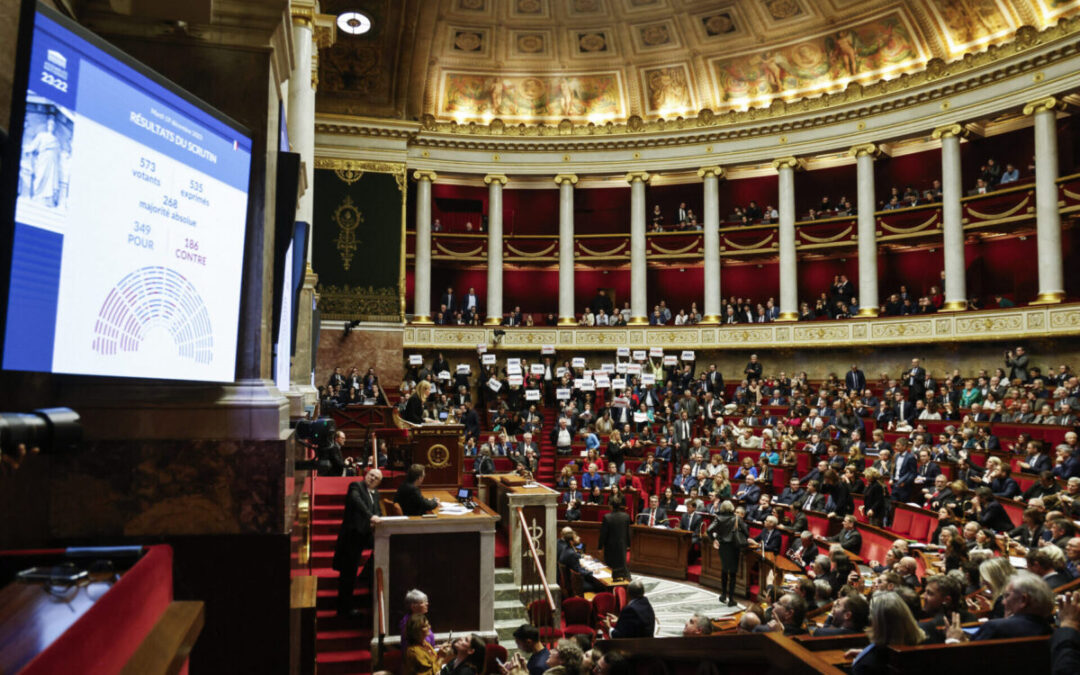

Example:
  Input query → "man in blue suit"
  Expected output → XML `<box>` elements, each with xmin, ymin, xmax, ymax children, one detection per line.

<box><xmin>890</xmin><ymin>438</ymin><xmax>918</xmax><ymax>503</ymax></box>
<box><xmin>603</xmin><ymin>580</ymin><xmax>655</xmax><ymax>638</ymax></box>
<box><xmin>752</xmin><ymin>515</ymin><xmax>783</xmax><ymax>553</ymax></box>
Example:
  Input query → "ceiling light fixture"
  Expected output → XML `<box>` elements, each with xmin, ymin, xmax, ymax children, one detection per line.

<box><xmin>337</xmin><ymin>11</ymin><xmax>371</xmax><ymax>36</ymax></box>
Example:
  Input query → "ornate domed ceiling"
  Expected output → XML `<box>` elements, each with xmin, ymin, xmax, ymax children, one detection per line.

<box><xmin>315</xmin><ymin>0</ymin><xmax>1080</xmax><ymax>122</ymax></box>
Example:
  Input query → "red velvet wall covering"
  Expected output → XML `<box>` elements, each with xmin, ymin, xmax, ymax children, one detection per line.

<box><xmin>575</xmin><ymin>186</ymin><xmax>631</xmax><ymax>234</ymax></box>
<box><xmin>797</xmin><ymin>164</ymin><xmax>857</xmax><ymax>215</ymax></box>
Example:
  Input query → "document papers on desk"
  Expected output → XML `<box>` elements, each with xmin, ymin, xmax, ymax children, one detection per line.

<box><xmin>438</xmin><ymin>502</ymin><xmax>472</xmax><ymax>516</ymax></box>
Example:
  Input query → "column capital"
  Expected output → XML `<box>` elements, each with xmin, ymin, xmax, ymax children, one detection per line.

<box><xmin>931</xmin><ymin>123</ymin><xmax>966</xmax><ymax>140</ymax></box>
<box><xmin>697</xmin><ymin>166</ymin><xmax>725</xmax><ymax>179</ymax></box>
<box><xmin>313</xmin><ymin>14</ymin><xmax>338</xmax><ymax>49</ymax></box>
<box><xmin>291</xmin><ymin>2</ymin><xmax>316</xmax><ymax>28</ymax></box>
<box><xmin>625</xmin><ymin>171</ymin><xmax>651</xmax><ymax>184</ymax></box>
<box><xmin>772</xmin><ymin>156</ymin><xmax>804</xmax><ymax>172</ymax></box>
<box><xmin>848</xmin><ymin>143</ymin><xmax>881</xmax><ymax>159</ymax></box>
<box><xmin>484</xmin><ymin>174</ymin><xmax>509</xmax><ymax>185</ymax></box>
<box><xmin>553</xmin><ymin>174</ymin><xmax>579</xmax><ymax>186</ymax></box>
<box><xmin>1023</xmin><ymin>96</ymin><xmax>1062</xmax><ymax>116</ymax></box>
<box><xmin>413</xmin><ymin>170</ymin><xmax>438</xmax><ymax>182</ymax></box>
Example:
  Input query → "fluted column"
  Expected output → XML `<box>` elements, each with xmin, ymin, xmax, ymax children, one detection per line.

<box><xmin>484</xmin><ymin>174</ymin><xmax>508</xmax><ymax>325</ymax></box>
<box><xmin>773</xmin><ymin>157</ymin><xmax>802</xmax><ymax>321</ymax></box>
<box><xmin>1025</xmin><ymin>97</ymin><xmax>1065</xmax><ymax>304</ymax></box>
<box><xmin>626</xmin><ymin>171</ymin><xmax>650</xmax><ymax>324</ymax></box>
<box><xmin>850</xmin><ymin>144</ymin><xmax>880</xmax><ymax>317</ymax></box>
<box><xmin>932</xmin><ymin>124</ymin><xmax>967</xmax><ymax>311</ymax></box>
<box><xmin>412</xmin><ymin>170</ymin><xmax>437</xmax><ymax>323</ymax></box>
<box><xmin>554</xmin><ymin>174</ymin><xmax>578</xmax><ymax>325</ymax></box>
<box><xmin>698</xmin><ymin>166</ymin><xmax>724</xmax><ymax>324</ymax></box>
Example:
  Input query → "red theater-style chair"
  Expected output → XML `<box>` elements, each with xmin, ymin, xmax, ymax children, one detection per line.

<box><xmin>482</xmin><ymin>643</ymin><xmax>507</xmax><ymax>675</ymax></box>
<box><xmin>527</xmin><ymin>600</ymin><xmax>563</xmax><ymax>646</ymax></box>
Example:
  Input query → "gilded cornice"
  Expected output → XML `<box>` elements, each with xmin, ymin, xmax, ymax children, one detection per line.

<box><xmin>401</xmin><ymin>305</ymin><xmax>1080</xmax><ymax>352</ymax></box>
<box><xmin>325</xmin><ymin>16</ymin><xmax>1080</xmax><ymax>152</ymax></box>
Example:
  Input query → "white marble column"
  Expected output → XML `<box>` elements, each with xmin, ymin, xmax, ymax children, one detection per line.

<box><xmin>773</xmin><ymin>157</ymin><xmax>801</xmax><ymax>321</ymax></box>
<box><xmin>554</xmin><ymin>174</ymin><xmax>578</xmax><ymax>325</ymax></box>
<box><xmin>287</xmin><ymin>17</ymin><xmax>314</xmax><ymax>254</ymax></box>
<box><xmin>412</xmin><ymin>170</ymin><xmax>437</xmax><ymax>323</ymax></box>
<box><xmin>932</xmin><ymin>124</ymin><xmax>967</xmax><ymax>311</ymax></box>
<box><xmin>1025</xmin><ymin>97</ymin><xmax>1065</xmax><ymax>304</ymax></box>
<box><xmin>698</xmin><ymin>166</ymin><xmax>724</xmax><ymax>324</ymax></box>
<box><xmin>484</xmin><ymin>174</ymin><xmax>508</xmax><ymax>325</ymax></box>
<box><xmin>850</xmin><ymin>144</ymin><xmax>880</xmax><ymax>317</ymax></box>
<box><xmin>625</xmin><ymin>171</ymin><xmax>650</xmax><ymax>324</ymax></box>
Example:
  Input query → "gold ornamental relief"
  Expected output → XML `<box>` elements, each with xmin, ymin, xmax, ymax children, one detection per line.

<box><xmin>333</xmin><ymin>196</ymin><xmax>363</xmax><ymax>270</ymax></box>
<box><xmin>427</xmin><ymin>444</ymin><xmax>451</xmax><ymax>469</ymax></box>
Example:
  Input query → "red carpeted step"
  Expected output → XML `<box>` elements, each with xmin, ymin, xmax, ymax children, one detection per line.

<box><xmin>317</xmin><ymin>628</ymin><xmax>370</xmax><ymax>652</ymax></box>
<box><xmin>316</xmin><ymin>609</ymin><xmax>373</xmax><ymax>632</ymax></box>
<box><xmin>311</xmin><ymin>533</ymin><xmax>339</xmax><ymax>552</ymax></box>
<box><xmin>315</xmin><ymin>646</ymin><xmax>372</xmax><ymax>675</ymax></box>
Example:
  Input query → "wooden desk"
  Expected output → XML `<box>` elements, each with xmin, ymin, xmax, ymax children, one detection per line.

<box><xmin>746</xmin><ymin>548</ymin><xmax>804</xmax><ymax>599</ymax></box>
<box><xmin>371</xmin><ymin>489</ymin><xmax>499</xmax><ymax>644</ymax></box>
<box><xmin>560</xmin><ymin>520</ymin><xmax>601</xmax><ymax>556</ymax></box>
<box><xmin>0</xmin><ymin>581</ymin><xmax>108</xmax><ymax>673</ymax></box>
<box><xmin>629</xmin><ymin>525</ymin><xmax>691</xmax><ymax>579</ymax></box>
<box><xmin>403</xmin><ymin>423</ymin><xmax>465</xmax><ymax>488</ymax></box>
<box><xmin>700</xmin><ymin>540</ymin><xmax>750</xmax><ymax>597</ymax></box>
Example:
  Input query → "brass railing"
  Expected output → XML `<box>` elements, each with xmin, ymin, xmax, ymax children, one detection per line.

<box><xmin>516</xmin><ymin>507</ymin><xmax>556</xmax><ymax>618</ymax></box>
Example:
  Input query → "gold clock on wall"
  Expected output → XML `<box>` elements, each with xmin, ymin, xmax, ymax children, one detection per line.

<box><xmin>427</xmin><ymin>443</ymin><xmax>451</xmax><ymax>469</ymax></box>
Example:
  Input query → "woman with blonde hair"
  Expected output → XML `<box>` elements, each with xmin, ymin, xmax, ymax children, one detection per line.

<box><xmin>403</xmin><ymin>379</ymin><xmax>432</xmax><ymax>425</ymax></box>
<box><xmin>847</xmin><ymin>591</ymin><xmax>925</xmax><ymax>674</ymax></box>
<box><xmin>977</xmin><ymin>555</ymin><xmax>1016</xmax><ymax>618</ymax></box>
<box><xmin>862</xmin><ymin>467</ymin><xmax>888</xmax><ymax>527</ymax></box>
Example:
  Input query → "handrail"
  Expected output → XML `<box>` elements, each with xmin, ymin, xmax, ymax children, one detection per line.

<box><xmin>375</xmin><ymin>566</ymin><xmax>387</xmax><ymax>667</ymax></box>
<box><xmin>516</xmin><ymin>506</ymin><xmax>556</xmax><ymax>613</ymax></box>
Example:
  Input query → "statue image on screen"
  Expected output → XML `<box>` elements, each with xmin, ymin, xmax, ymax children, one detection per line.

<box><xmin>17</xmin><ymin>93</ymin><xmax>74</xmax><ymax>221</ymax></box>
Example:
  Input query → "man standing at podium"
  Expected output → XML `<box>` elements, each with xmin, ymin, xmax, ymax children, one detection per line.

<box><xmin>333</xmin><ymin>469</ymin><xmax>383</xmax><ymax>617</ymax></box>
<box><xmin>395</xmin><ymin>464</ymin><xmax>439</xmax><ymax>516</ymax></box>
<box><xmin>598</xmin><ymin>499</ymin><xmax>631</xmax><ymax>581</ymax></box>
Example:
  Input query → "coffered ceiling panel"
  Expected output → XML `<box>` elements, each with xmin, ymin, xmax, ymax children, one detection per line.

<box><xmin>315</xmin><ymin>0</ymin><xmax>1080</xmax><ymax>122</ymax></box>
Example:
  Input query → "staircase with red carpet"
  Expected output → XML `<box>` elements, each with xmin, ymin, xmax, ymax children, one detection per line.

<box><xmin>304</xmin><ymin>477</ymin><xmax>377</xmax><ymax>675</ymax></box>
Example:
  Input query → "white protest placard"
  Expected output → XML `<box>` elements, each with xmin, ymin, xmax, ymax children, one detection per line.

<box><xmin>663</xmin><ymin>355</ymin><xmax>678</xmax><ymax>366</ymax></box>
<box><xmin>582</xmin><ymin>370</ymin><xmax>593</xmax><ymax>380</ymax></box>
<box><xmin>525</xmin><ymin>389</ymin><xmax>541</xmax><ymax>401</ymax></box>
<box><xmin>574</xmin><ymin>378</ymin><xmax>586</xmax><ymax>389</ymax></box>
<box><xmin>476</xmin><ymin>345</ymin><xmax>487</xmax><ymax>353</ymax></box>
<box><xmin>615</xmin><ymin>363</ymin><xmax>627</xmax><ymax>374</ymax></box>
<box><xmin>681</xmin><ymin>350</ymin><xmax>696</xmax><ymax>361</ymax></box>
<box><xmin>641</xmin><ymin>373</ymin><xmax>656</xmax><ymax>385</ymax></box>
<box><xmin>482</xmin><ymin>353</ymin><xmax>497</xmax><ymax>365</ymax></box>
<box><xmin>595</xmin><ymin>375</ymin><xmax>611</xmax><ymax>388</ymax></box>
<box><xmin>556</xmin><ymin>366</ymin><xmax>567</xmax><ymax>378</ymax></box>
<box><xmin>556</xmin><ymin>388</ymin><xmax>571</xmax><ymax>400</ymax></box>
<box><xmin>488</xmin><ymin>378</ymin><xmax>502</xmax><ymax>392</ymax></box>
<box><xmin>626</xmin><ymin>363</ymin><xmax>642</xmax><ymax>375</ymax></box>
<box><xmin>530</xmin><ymin>363</ymin><xmax>546</xmax><ymax>375</ymax></box>
<box><xmin>633</xmin><ymin>350</ymin><xmax>647</xmax><ymax>361</ymax></box>
<box><xmin>617</xmin><ymin>347</ymin><xmax>630</xmax><ymax>357</ymax></box>
<box><xmin>507</xmin><ymin>358</ymin><xmax>521</xmax><ymax>367</ymax></box>
<box><xmin>633</xmin><ymin>412</ymin><xmax>648</xmax><ymax>423</ymax></box>
<box><xmin>612</xmin><ymin>378</ymin><xmax>626</xmax><ymax>390</ymax></box>
<box><xmin>456</xmin><ymin>364</ymin><xmax>471</xmax><ymax>374</ymax></box>
<box><xmin>612</xmin><ymin>396</ymin><xmax>630</xmax><ymax>407</ymax></box>
<box><xmin>601</xmin><ymin>363</ymin><xmax>615</xmax><ymax>373</ymax></box>
<box><xmin>572</xmin><ymin>357</ymin><xmax>586</xmax><ymax>368</ymax></box>
<box><xmin>409</xmin><ymin>354</ymin><xmax>423</xmax><ymax>365</ymax></box>
<box><xmin>649</xmin><ymin>347</ymin><xmax>664</xmax><ymax>357</ymax></box>
<box><xmin>579</xmin><ymin>379</ymin><xmax>596</xmax><ymax>391</ymax></box>
<box><xmin>438</xmin><ymin>370</ymin><xmax>451</xmax><ymax>380</ymax></box>
<box><xmin>508</xmin><ymin>374</ymin><xmax>524</xmax><ymax>386</ymax></box>
<box><xmin>541</xmin><ymin>345</ymin><xmax>555</xmax><ymax>355</ymax></box>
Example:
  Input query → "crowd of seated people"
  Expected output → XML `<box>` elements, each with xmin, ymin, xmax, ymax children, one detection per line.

<box><xmin>396</xmin><ymin>342</ymin><xmax>1080</xmax><ymax>669</ymax></box>
<box><xmin>969</xmin><ymin>157</ymin><xmax>1028</xmax><ymax>196</ymax></box>
<box><xmin>319</xmin><ymin>365</ymin><xmax>381</xmax><ymax>409</ymax></box>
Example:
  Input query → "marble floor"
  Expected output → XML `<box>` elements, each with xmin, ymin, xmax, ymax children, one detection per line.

<box><xmin>635</xmin><ymin>575</ymin><xmax>743</xmax><ymax>637</ymax></box>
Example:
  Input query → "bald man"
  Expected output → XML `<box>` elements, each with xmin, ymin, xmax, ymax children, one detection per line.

<box><xmin>333</xmin><ymin>469</ymin><xmax>383</xmax><ymax>617</ymax></box>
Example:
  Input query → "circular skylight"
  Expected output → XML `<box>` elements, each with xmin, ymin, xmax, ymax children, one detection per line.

<box><xmin>337</xmin><ymin>11</ymin><xmax>371</xmax><ymax>36</ymax></box>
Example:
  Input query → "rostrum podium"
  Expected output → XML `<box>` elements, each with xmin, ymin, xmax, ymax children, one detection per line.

<box><xmin>392</xmin><ymin>412</ymin><xmax>464</xmax><ymax>488</ymax></box>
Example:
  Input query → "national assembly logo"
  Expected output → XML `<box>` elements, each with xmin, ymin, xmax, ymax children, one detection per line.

<box><xmin>41</xmin><ymin>48</ymin><xmax>69</xmax><ymax>93</ymax></box>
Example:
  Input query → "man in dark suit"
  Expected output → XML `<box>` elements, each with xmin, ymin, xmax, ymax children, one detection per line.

<box><xmin>394</xmin><ymin>463</ymin><xmax>439</xmax><ymax>516</ymax></box>
<box><xmin>706</xmin><ymin>364</ymin><xmax>725</xmax><ymax>396</ymax></box>
<box><xmin>752</xmin><ymin>516</ymin><xmax>783</xmax><ymax>553</ymax></box>
<box><xmin>744</xmin><ymin>354</ymin><xmax>763</xmax><ymax>383</ymax></box>
<box><xmin>946</xmin><ymin>570</ymin><xmax>1054</xmax><ymax>642</ymax></box>
<box><xmin>333</xmin><ymin>469</ymin><xmax>383</xmax><ymax>617</ymax></box>
<box><xmin>598</xmin><ymin>499</ymin><xmax>631</xmax><ymax>580</ymax></box>
<box><xmin>776</xmin><ymin>477</ymin><xmax>806</xmax><ymax>505</ymax></box>
<box><xmin>1027</xmin><ymin>548</ymin><xmax>1073</xmax><ymax>590</ymax></box>
<box><xmin>890</xmin><ymin>438</ymin><xmax>918</xmax><ymax>502</ymax></box>
<box><xmin>799</xmin><ymin>480</ymin><xmax>826</xmax><ymax>512</ymax></box>
<box><xmin>821</xmin><ymin>515</ymin><xmax>862</xmax><ymax>554</ymax></box>
<box><xmin>845</xmin><ymin>364</ymin><xmax>866</xmax><ymax>393</ymax></box>
<box><xmin>559</xmin><ymin>528</ymin><xmax>602</xmax><ymax>592</ymax></box>
<box><xmin>461</xmin><ymin>401</ymin><xmax>480</xmax><ymax>440</ymax></box>
<box><xmin>679</xmin><ymin>500</ymin><xmax>705</xmax><ymax>546</ymax></box>
<box><xmin>603</xmin><ymin>580</ymin><xmax>655</xmax><ymax>638</ymax></box>
<box><xmin>636</xmin><ymin>494</ymin><xmax>669</xmax><ymax>527</ymax></box>
<box><xmin>918</xmin><ymin>574</ymin><xmax>975</xmax><ymax>643</ymax></box>
<box><xmin>905</xmin><ymin>358</ymin><xmax>926</xmax><ymax>402</ymax></box>
<box><xmin>813</xmin><ymin>593</ymin><xmax>869</xmax><ymax>637</ymax></box>
<box><xmin>439</xmin><ymin>286</ymin><xmax>457</xmax><ymax>314</ymax></box>
<box><xmin>785</xmin><ymin>531</ymin><xmax>818</xmax><ymax>571</ymax></box>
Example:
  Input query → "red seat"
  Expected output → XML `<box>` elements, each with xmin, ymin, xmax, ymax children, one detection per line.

<box><xmin>591</xmin><ymin>592</ymin><xmax>616</xmax><ymax>628</ymax></box>
<box><xmin>909</xmin><ymin>514</ymin><xmax>932</xmax><ymax>542</ymax></box>
<box><xmin>380</xmin><ymin>649</ymin><xmax>402</xmax><ymax>674</ymax></box>
<box><xmin>562</xmin><ymin>624</ymin><xmax>597</xmax><ymax>643</ymax></box>
<box><xmin>528</xmin><ymin>600</ymin><xmax>563</xmax><ymax>646</ymax></box>
<box><xmin>483</xmin><ymin>643</ymin><xmax>508</xmax><ymax>675</ymax></box>
<box><xmin>613</xmin><ymin>586</ymin><xmax>628</xmax><ymax>610</ymax></box>
<box><xmin>891</xmin><ymin>508</ymin><xmax>913</xmax><ymax>537</ymax></box>
<box><xmin>562</xmin><ymin>597</ymin><xmax>593</xmax><ymax>625</ymax></box>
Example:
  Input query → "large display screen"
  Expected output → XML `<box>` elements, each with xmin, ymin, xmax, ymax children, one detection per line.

<box><xmin>1</xmin><ymin>6</ymin><xmax>252</xmax><ymax>382</ymax></box>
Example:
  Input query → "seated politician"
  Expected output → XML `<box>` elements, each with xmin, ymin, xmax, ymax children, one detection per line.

<box><xmin>394</xmin><ymin>463</ymin><xmax>439</xmax><ymax>516</ymax></box>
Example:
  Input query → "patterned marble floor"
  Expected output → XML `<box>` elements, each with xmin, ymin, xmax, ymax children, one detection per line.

<box><xmin>635</xmin><ymin>575</ymin><xmax>743</xmax><ymax>637</ymax></box>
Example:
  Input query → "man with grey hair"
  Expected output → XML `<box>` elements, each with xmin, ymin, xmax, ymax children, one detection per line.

<box><xmin>736</xmin><ymin>612</ymin><xmax>761</xmax><ymax>633</ymax></box>
<box><xmin>682</xmin><ymin>613</ymin><xmax>714</xmax><ymax>636</ymax></box>
<box><xmin>602</xmin><ymin>579</ymin><xmax>655</xmax><ymax>638</ymax></box>
<box><xmin>333</xmin><ymin>468</ymin><xmax>383</xmax><ymax>617</ymax></box>
<box><xmin>946</xmin><ymin>570</ymin><xmax>1054</xmax><ymax>641</ymax></box>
